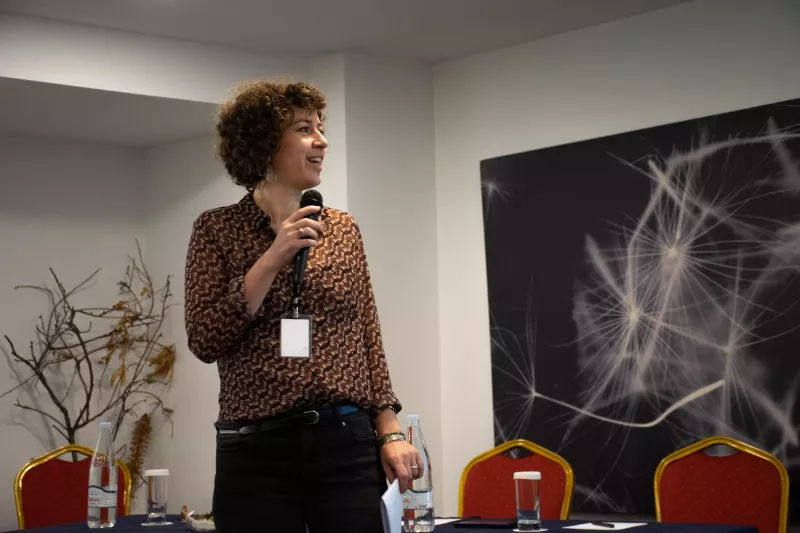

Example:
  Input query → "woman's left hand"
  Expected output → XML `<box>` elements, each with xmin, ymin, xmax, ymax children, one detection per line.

<box><xmin>380</xmin><ymin>440</ymin><xmax>424</xmax><ymax>493</ymax></box>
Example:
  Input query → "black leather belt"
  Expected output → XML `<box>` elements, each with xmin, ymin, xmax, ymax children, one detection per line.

<box><xmin>215</xmin><ymin>404</ymin><xmax>360</xmax><ymax>436</ymax></box>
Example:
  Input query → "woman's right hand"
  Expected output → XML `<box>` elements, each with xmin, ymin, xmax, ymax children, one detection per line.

<box><xmin>263</xmin><ymin>205</ymin><xmax>324</xmax><ymax>272</ymax></box>
<box><xmin>243</xmin><ymin>205</ymin><xmax>324</xmax><ymax>315</ymax></box>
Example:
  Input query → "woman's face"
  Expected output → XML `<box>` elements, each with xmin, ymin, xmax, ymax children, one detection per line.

<box><xmin>271</xmin><ymin>107</ymin><xmax>328</xmax><ymax>190</ymax></box>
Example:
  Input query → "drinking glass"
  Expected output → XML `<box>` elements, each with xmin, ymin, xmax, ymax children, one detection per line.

<box><xmin>143</xmin><ymin>469</ymin><xmax>172</xmax><ymax>526</ymax></box>
<box><xmin>514</xmin><ymin>471</ymin><xmax>541</xmax><ymax>531</ymax></box>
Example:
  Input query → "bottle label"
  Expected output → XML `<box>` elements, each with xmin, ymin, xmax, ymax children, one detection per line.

<box><xmin>88</xmin><ymin>486</ymin><xmax>117</xmax><ymax>508</ymax></box>
<box><xmin>402</xmin><ymin>490</ymin><xmax>433</xmax><ymax>510</ymax></box>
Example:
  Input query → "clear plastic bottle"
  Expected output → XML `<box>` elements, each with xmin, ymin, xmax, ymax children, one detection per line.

<box><xmin>403</xmin><ymin>414</ymin><xmax>434</xmax><ymax>532</ymax></box>
<box><xmin>88</xmin><ymin>421</ymin><xmax>117</xmax><ymax>528</ymax></box>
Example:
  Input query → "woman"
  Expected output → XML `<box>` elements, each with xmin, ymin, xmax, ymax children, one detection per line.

<box><xmin>184</xmin><ymin>80</ymin><xmax>422</xmax><ymax>532</ymax></box>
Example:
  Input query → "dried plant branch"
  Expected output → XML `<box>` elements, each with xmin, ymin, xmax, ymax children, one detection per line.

<box><xmin>13</xmin><ymin>402</ymin><xmax>68</xmax><ymax>430</ymax></box>
<box><xmin>126</xmin><ymin>413</ymin><xmax>152</xmax><ymax>495</ymax></box>
<box><xmin>5</xmin><ymin>335</ymin><xmax>74</xmax><ymax>433</ymax></box>
<box><xmin>2</xmin><ymin>241</ymin><xmax>175</xmax><ymax>501</ymax></box>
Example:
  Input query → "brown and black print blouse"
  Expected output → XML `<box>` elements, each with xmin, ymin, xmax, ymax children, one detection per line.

<box><xmin>184</xmin><ymin>193</ymin><xmax>401</xmax><ymax>421</ymax></box>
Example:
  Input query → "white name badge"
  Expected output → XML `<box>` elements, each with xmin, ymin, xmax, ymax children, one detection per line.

<box><xmin>280</xmin><ymin>315</ymin><xmax>313</xmax><ymax>358</ymax></box>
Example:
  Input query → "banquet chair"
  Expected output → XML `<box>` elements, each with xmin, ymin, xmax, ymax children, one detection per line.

<box><xmin>654</xmin><ymin>436</ymin><xmax>789</xmax><ymax>533</ymax></box>
<box><xmin>459</xmin><ymin>439</ymin><xmax>574</xmax><ymax>519</ymax></box>
<box><xmin>14</xmin><ymin>444</ymin><xmax>132</xmax><ymax>529</ymax></box>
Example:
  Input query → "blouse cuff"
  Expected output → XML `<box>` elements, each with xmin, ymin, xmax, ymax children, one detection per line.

<box><xmin>371</xmin><ymin>399</ymin><xmax>403</xmax><ymax>419</ymax></box>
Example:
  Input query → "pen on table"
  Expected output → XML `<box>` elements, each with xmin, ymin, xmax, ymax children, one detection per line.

<box><xmin>591</xmin><ymin>522</ymin><xmax>616</xmax><ymax>528</ymax></box>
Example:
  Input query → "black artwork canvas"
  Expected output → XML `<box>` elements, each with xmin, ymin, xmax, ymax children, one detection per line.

<box><xmin>481</xmin><ymin>97</ymin><xmax>800</xmax><ymax>517</ymax></box>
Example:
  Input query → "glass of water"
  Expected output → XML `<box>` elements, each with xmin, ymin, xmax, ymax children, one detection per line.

<box><xmin>144</xmin><ymin>469</ymin><xmax>172</xmax><ymax>526</ymax></box>
<box><xmin>514</xmin><ymin>471</ymin><xmax>541</xmax><ymax>531</ymax></box>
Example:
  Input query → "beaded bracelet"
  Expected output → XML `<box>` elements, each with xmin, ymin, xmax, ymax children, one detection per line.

<box><xmin>378</xmin><ymin>432</ymin><xmax>406</xmax><ymax>447</ymax></box>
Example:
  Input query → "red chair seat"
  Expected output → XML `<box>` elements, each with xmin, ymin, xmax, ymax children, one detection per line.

<box><xmin>15</xmin><ymin>444</ymin><xmax>131</xmax><ymax>529</ymax></box>
<box><xmin>655</xmin><ymin>436</ymin><xmax>788</xmax><ymax>533</ymax></box>
<box><xmin>459</xmin><ymin>439</ymin><xmax>574</xmax><ymax>519</ymax></box>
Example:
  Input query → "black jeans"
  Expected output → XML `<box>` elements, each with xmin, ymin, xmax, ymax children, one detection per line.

<box><xmin>212</xmin><ymin>408</ymin><xmax>385</xmax><ymax>533</ymax></box>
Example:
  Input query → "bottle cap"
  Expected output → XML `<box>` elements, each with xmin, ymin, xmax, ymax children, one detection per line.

<box><xmin>407</xmin><ymin>414</ymin><xmax>420</xmax><ymax>420</ymax></box>
<box><xmin>144</xmin><ymin>469</ymin><xmax>170</xmax><ymax>476</ymax></box>
<box><xmin>514</xmin><ymin>471</ymin><xmax>541</xmax><ymax>480</ymax></box>
<box><xmin>99</xmin><ymin>421</ymin><xmax>113</xmax><ymax>429</ymax></box>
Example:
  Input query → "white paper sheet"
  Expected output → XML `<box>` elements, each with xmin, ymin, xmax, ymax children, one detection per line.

<box><xmin>380</xmin><ymin>480</ymin><xmax>402</xmax><ymax>533</ymax></box>
<box><xmin>564</xmin><ymin>523</ymin><xmax>647</xmax><ymax>531</ymax></box>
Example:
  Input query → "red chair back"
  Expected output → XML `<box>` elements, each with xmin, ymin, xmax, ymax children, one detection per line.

<box><xmin>14</xmin><ymin>444</ymin><xmax>131</xmax><ymax>529</ymax></box>
<box><xmin>459</xmin><ymin>439</ymin><xmax>574</xmax><ymax>519</ymax></box>
<box><xmin>655</xmin><ymin>436</ymin><xmax>789</xmax><ymax>533</ymax></box>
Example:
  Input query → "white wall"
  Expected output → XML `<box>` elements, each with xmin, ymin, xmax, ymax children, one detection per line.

<box><xmin>140</xmin><ymin>136</ymin><xmax>245</xmax><ymax>516</ymax></box>
<box><xmin>0</xmin><ymin>136</ymin><xmax>145</xmax><ymax>530</ymax></box>
<box><xmin>308</xmin><ymin>52</ymin><xmax>349</xmax><ymax>212</ymax></box>
<box><xmin>0</xmin><ymin>14</ymin><xmax>308</xmax><ymax>103</ymax></box>
<box><xmin>343</xmin><ymin>53</ymin><xmax>441</xmax><ymax>502</ymax></box>
<box><xmin>433</xmin><ymin>0</ymin><xmax>800</xmax><ymax>515</ymax></box>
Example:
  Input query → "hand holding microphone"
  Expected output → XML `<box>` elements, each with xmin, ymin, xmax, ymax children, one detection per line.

<box><xmin>245</xmin><ymin>191</ymin><xmax>323</xmax><ymax>316</ymax></box>
<box><xmin>264</xmin><ymin>191</ymin><xmax>324</xmax><ymax>275</ymax></box>
<box><xmin>292</xmin><ymin>190</ymin><xmax>324</xmax><ymax>287</ymax></box>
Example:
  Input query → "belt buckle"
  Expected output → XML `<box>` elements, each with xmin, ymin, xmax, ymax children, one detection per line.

<box><xmin>239</xmin><ymin>424</ymin><xmax>256</xmax><ymax>435</ymax></box>
<box><xmin>303</xmin><ymin>410</ymin><xmax>320</xmax><ymax>425</ymax></box>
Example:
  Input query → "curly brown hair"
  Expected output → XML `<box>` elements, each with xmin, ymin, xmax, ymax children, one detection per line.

<box><xmin>215</xmin><ymin>79</ymin><xmax>327</xmax><ymax>189</ymax></box>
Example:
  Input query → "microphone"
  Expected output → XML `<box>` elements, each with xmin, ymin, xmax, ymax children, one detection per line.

<box><xmin>292</xmin><ymin>189</ymin><xmax>324</xmax><ymax>289</ymax></box>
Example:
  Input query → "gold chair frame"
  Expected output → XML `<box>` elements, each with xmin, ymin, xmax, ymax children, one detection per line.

<box><xmin>458</xmin><ymin>439</ymin><xmax>574</xmax><ymax>519</ymax></box>
<box><xmin>14</xmin><ymin>443</ymin><xmax>132</xmax><ymax>529</ymax></box>
<box><xmin>654</xmin><ymin>435</ymin><xmax>789</xmax><ymax>533</ymax></box>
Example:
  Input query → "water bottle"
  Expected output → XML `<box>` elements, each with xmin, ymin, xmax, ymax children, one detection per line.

<box><xmin>403</xmin><ymin>414</ymin><xmax>434</xmax><ymax>532</ymax></box>
<box><xmin>88</xmin><ymin>421</ymin><xmax>117</xmax><ymax>528</ymax></box>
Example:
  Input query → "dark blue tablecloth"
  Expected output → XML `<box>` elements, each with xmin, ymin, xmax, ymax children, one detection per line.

<box><xmin>5</xmin><ymin>516</ymin><xmax>760</xmax><ymax>533</ymax></box>
<box><xmin>435</xmin><ymin>521</ymin><xmax>759</xmax><ymax>533</ymax></box>
<box><xmin>5</xmin><ymin>516</ymin><xmax>187</xmax><ymax>532</ymax></box>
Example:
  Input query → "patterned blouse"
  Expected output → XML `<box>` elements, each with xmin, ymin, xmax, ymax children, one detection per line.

<box><xmin>183</xmin><ymin>193</ymin><xmax>401</xmax><ymax>421</ymax></box>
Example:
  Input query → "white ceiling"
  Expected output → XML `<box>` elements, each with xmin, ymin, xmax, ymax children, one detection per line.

<box><xmin>0</xmin><ymin>0</ymin><xmax>692</xmax><ymax>63</ymax></box>
<box><xmin>0</xmin><ymin>78</ymin><xmax>217</xmax><ymax>148</ymax></box>
<box><xmin>0</xmin><ymin>0</ymin><xmax>693</xmax><ymax>147</ymax></box>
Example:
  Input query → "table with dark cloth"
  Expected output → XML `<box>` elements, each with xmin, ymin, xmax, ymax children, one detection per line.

<box><xmin>4</xmin><ymin>516</ymin><xmax>760</xmax><ymax>533</ymax></box>
<box><xmin>5</xmin><ymin>516</ymin><xmax>186</xmax><ymax>532</ymax></box>
<box><xmin>434</xmin><ymin>521</ymin><xmax>759</xmax><ymax>533</ymax></box>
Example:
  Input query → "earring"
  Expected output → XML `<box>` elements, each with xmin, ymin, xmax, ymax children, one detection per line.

<box><xmin>265</xmin><ymin>169</ymin><xmax>277</xmax><ymax>184</ymax></box>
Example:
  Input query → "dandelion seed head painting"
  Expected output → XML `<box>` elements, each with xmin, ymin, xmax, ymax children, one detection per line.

<box><xmin>481</xmin><ymin>97</ymin><xmax>800</xmax><ymax>516</ymax></box>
